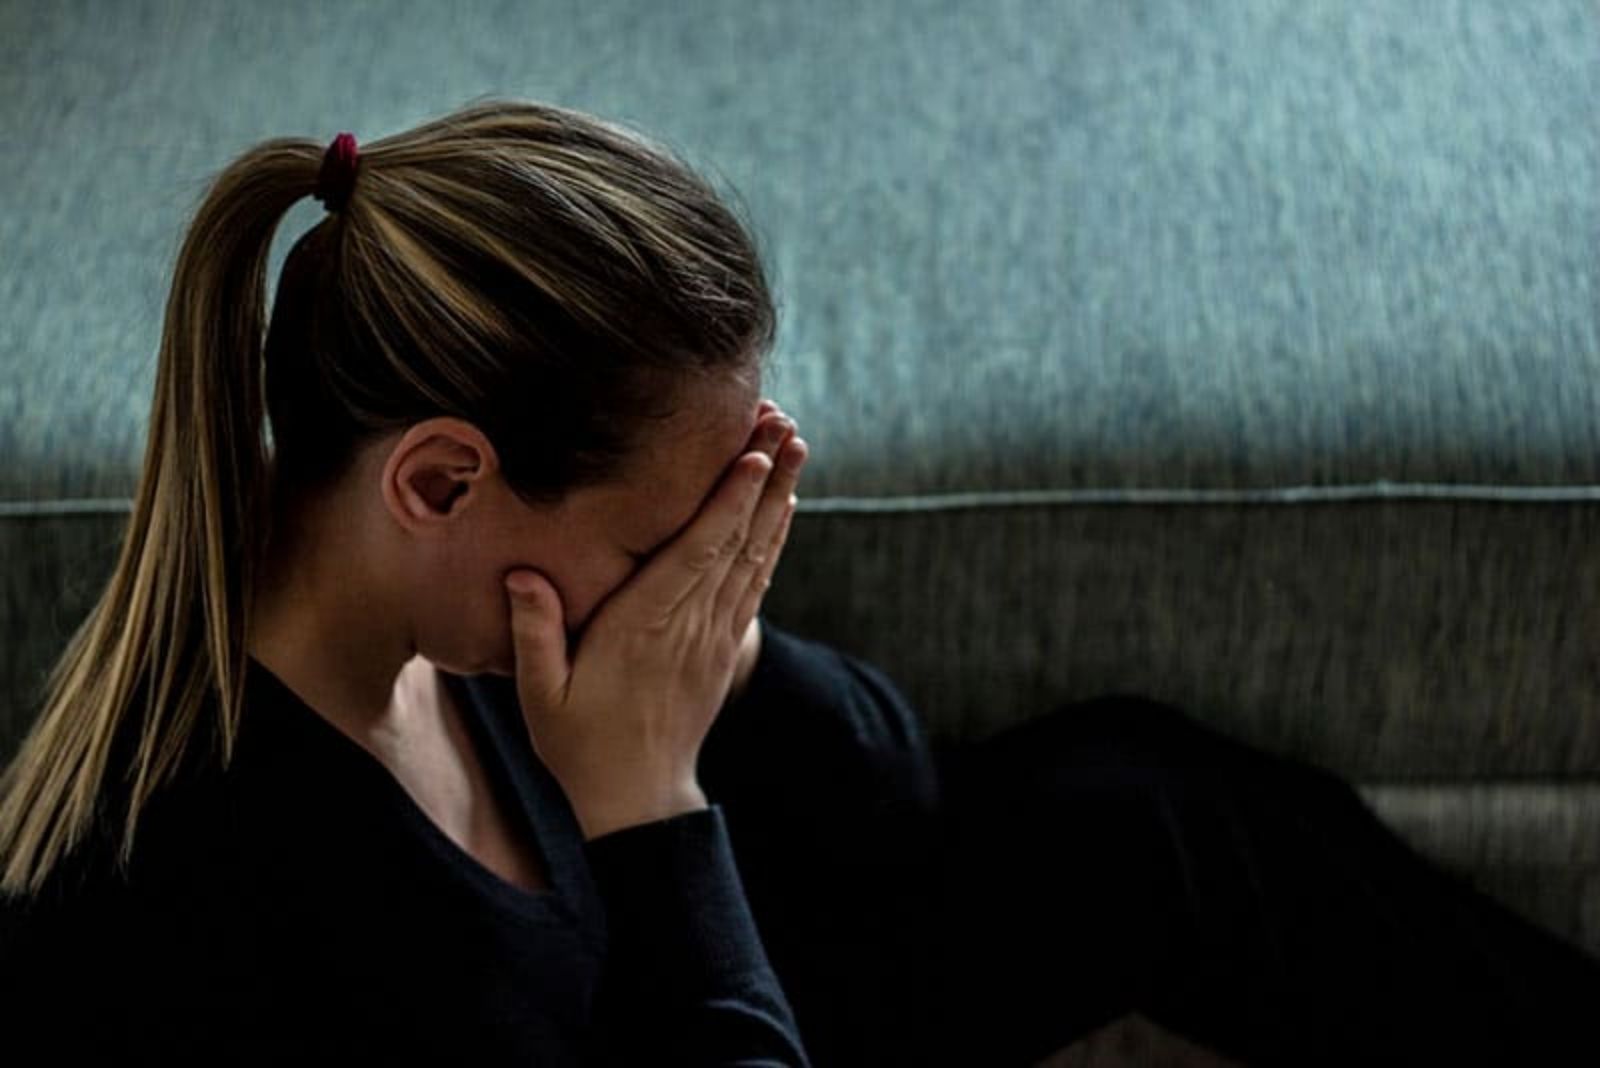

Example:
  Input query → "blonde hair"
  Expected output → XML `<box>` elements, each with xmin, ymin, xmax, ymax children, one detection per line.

<box><xmin>0</xmin><ymin>96</ymin><xmax>776</xmax><ymax>896</ymax></box>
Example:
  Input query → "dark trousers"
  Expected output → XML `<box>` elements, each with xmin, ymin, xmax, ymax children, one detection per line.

<box><xmin>697</xmin><ymin>627</ymin><xmax>1600</xmax><ymax>1067</ymax></box>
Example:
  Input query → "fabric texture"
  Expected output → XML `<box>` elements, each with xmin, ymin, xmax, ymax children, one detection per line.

<box><xmin>0</xmin><ymin>651</ymin><xmax>810</xmax><ymax>1065</ymax></box>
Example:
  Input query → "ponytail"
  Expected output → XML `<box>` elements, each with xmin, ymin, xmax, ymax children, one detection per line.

<box><xmin>0</xmin><ymin>139</ymin><xmax>321</xmax><ymax>895</ymax></box>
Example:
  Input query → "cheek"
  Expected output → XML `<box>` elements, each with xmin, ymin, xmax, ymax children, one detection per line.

<box><xmin>560</xmin><ymin>558</ymin><xmax>640</xmax><ymax>636</ymax></box>
<box><xmin>490</xmin><ymin>557</ymin><xmax>637</xmax><ymax>661</ymax></box>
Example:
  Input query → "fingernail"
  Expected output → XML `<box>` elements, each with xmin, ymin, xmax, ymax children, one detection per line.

<box><xmin>760</xmin><ymin>418</ymin><xmax>793</xmax><ymax>451</ymax></box>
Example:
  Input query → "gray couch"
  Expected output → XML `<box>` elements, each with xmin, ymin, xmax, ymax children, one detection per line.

<box><xmin>5</xmin><ymin>1</ymin><xmax>1597</xmax><ymax>1063</ymax></box>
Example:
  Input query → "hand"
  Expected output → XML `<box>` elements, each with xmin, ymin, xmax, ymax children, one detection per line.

<box><xmin>503</xmin><ymin>402</ymin><xmax>808</xmax><ymax>840</ymax></box>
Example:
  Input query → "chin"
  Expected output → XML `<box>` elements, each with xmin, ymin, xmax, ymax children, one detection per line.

<box><xmin>426</xmin><ymin>649</ymin><xmax>510</xmax><ymax>679</ymax></box>
<box><xmin>460</xmin><ymin>658</ymin><xmax>515</xmax><ymax>679</ymax></box>
<box><xmin>478</xmin><ymin>646</ymin><xmax>518</xmax><ymax>677</ymax></box>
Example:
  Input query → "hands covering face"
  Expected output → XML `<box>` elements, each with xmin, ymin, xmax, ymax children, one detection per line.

<box><xmin>502</xmin><ymin>398</ymin><xmax>807</xmax><ymax>839</ymax></box>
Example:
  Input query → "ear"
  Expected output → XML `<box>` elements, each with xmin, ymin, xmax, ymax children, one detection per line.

<box><xmin>381</xmin><ymin>417</ymin><xmax>498</xmax><ymax>530</ymax></box>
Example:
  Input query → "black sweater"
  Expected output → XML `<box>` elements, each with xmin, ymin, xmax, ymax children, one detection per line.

<box><xmin>0</xmin><ymin>630</ymin><xmax>814</xmax><ymax>1064</ymax></box>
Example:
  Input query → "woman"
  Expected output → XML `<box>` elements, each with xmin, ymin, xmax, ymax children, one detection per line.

<box><xmin>0</xmin><ymin>99</ymin><xmax>810</xmax><ymax>1064</ymax></box>
<box><xmin>1</xmin><ymin>98</ymin><xmax>1596</xmax><ymax>1066</ymax></box>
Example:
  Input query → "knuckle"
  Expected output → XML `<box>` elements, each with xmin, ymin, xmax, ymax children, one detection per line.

<box><xmin>685</xmin><ymin>538</ymin><xmax>722</xmax><ymax>572</ymax></box>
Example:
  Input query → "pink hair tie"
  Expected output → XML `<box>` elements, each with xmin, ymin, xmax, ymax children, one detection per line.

<box><xmin>314</xmin><ymin>132</ymin><xmax>360</xmax><ymax>213</ymax></box>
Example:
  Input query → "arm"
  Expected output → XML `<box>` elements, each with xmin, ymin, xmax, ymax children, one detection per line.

<box><xmin>581</xmin><ymin>805</ymin><xmax>812</xmax><ymax>1067</ymax></box>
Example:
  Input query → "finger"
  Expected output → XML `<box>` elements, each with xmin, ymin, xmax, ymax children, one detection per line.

<box><xmin>731</xmin><ymin>491</ymin><xmax>797</xmax><ymax>639</ymax></box>
<box><xmin>627</xmin><ymin>449</ymin><xmax>773</xmax><ymax>617</ymax></box>
<box><xmin>717</xmin><ymin>433</ymin><xmax>806</xmax><ymax>620</ymax></box>
<box><xmin>747</xmin><ymin>410</ymin><xmax>795</xmax><ymax>458</ymax></box>
<box><xmin>504</xmin><ymin>569</ymin><xmax>572</xmax><ymax>712</ymax></box>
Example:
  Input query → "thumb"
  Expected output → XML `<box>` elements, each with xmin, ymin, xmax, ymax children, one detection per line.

<box><xmin>504</xmin><ymin>569</ymin><xmax>571</xmax><ymax>714</ymax></box>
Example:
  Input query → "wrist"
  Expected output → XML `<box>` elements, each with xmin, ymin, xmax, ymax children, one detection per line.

<box><xmin>577</xmin><ymin>781</ymin><xmax>710</xmax><ymax>842</ymax></box>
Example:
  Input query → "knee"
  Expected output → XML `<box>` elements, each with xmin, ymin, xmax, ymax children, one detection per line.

<box><xmin>1050</xmin><ymin>692</ymin><xmax>1194</xmax><ymax>741</ymax></box>
<box><xmin>959</xmin><ymin>693</ymin><xmax>1196</xmax><ymax>787</ymax></box>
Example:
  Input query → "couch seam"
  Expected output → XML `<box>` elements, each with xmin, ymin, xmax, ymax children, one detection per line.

<box><xmin>6</xmin><ymin>481</ymin><xmax>1600</xmax><ymax>520</ymax></box>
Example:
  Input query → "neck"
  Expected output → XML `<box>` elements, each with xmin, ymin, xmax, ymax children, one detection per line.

<box><xmin>246</xmin><ymin>490</ymin><xmax>419</xmax><ymax>740</ymax></box>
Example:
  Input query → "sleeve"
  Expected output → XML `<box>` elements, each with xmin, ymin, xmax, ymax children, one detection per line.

<box><xmin>580</xmin><ymin>802</ymin><xmax>812</xmax><ymax>1067</ymax></box>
